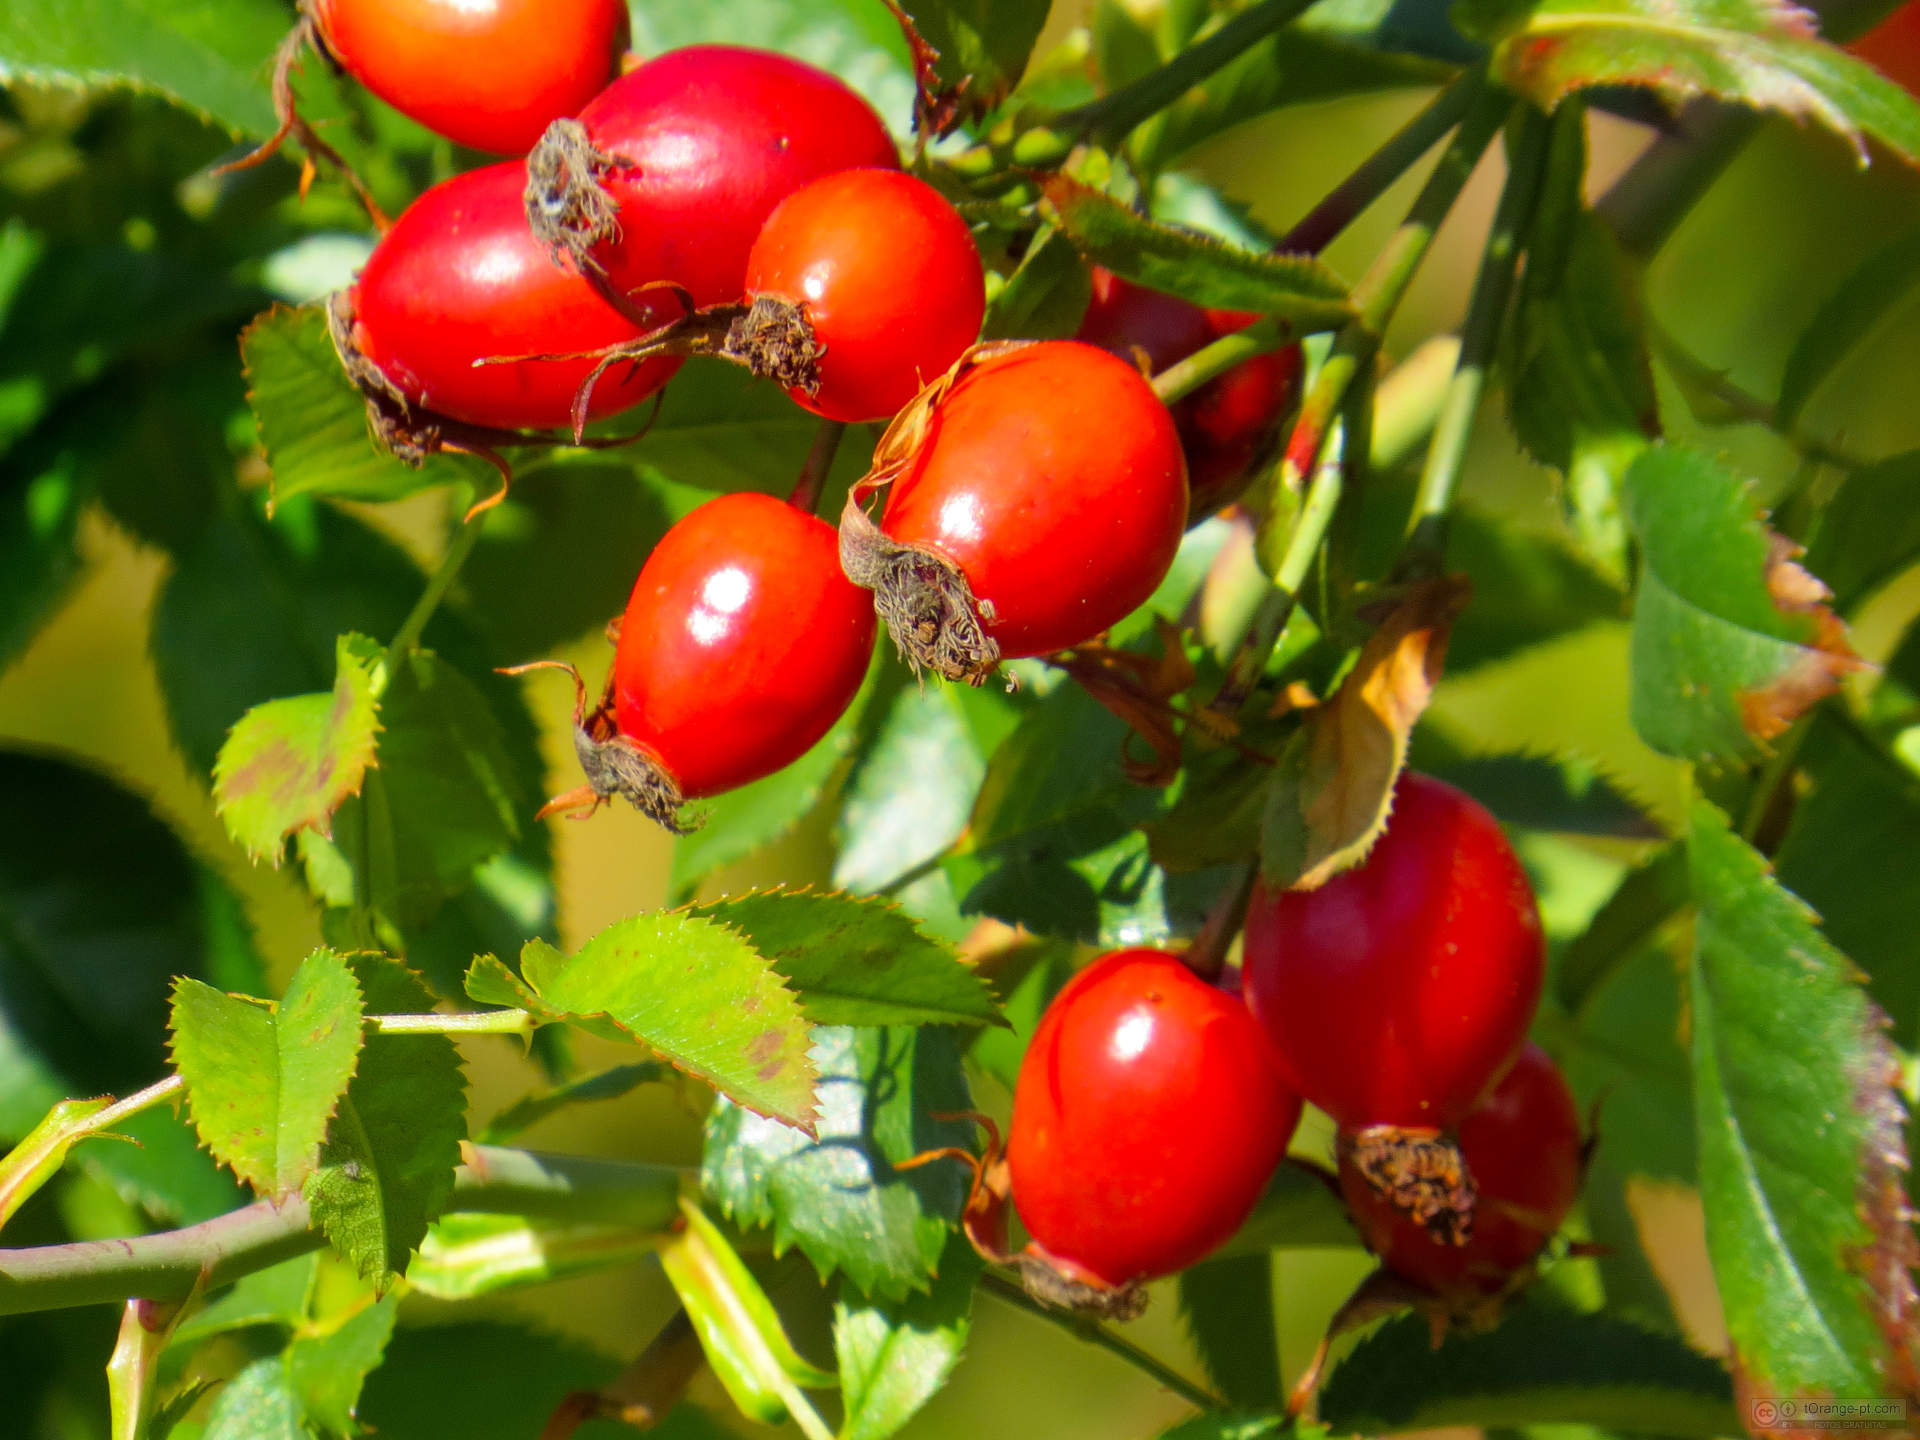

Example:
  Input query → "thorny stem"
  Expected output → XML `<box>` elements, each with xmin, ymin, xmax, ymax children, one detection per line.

<box><xmin>788</xmin><ymin>419</ymin><xmax>846</xmax><ymax>515</ymax></box>
<box><xmin>86</xmin><ymin>1075</ymin><xmax>184</xmax><ymax>1135</ymax></box>
<box><xmin>1213</xmin><ymin>419</ymin><xmax>1349</xmax><ymax>714</ymax></box>
<box><xmin>1061</xmin><ymin>0</ymin><xmax>1321</xmax><ymax>146</ymax></box>
<box><xmin>0</xmin><ymin>1146</ymin><xmax>687</xmax><ymax>1316</ymax></box>
<box><xmin>978</xmin><ymin>1272</ymin><xmax>1226</xmax><ymax>1412</ymax></box>
<box><xmin>1281</xmin><ymin>72</ymin><xmax>1483</xmax><ymax>257</ymax></box>
<box><xmin>1400</xmin><ymin>104</ymin><xmax>1554</xmax><ymax>573</ymax></box>
<box><xmin>385</xmin><ymin>506</ymin><xmax>490</xmax><ymax>667</ymax></box>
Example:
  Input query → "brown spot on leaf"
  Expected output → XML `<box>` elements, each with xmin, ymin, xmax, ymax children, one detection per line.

<box><xmin>1847</xmin><ymin>1002</ymin><xmax>1920</xmax><ymax>1407</ymax></box>
<box><xmin>744</xmin><ymin>1029</ymin><xmax>784</xmax><ymax>1067</ymax></box>
<box><xmin>1737</xmin><ymin>536</ymin><xmax>1869</xmax><ymax>742</ymax></box>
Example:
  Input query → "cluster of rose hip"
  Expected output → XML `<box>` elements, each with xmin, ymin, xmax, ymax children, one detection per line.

<box><xmin>1000</xmin><ymin>770</ymin><xmax>1586</xmax><ymax>1361</ymax></box>
<box><xmin>281</xmin><ymin>0</ymin><xmax>1580</xmax><ymax>1345</ymax></box>
<box><xmin>280</xmin><ymin>1</ymin><xmax>1298</xmax><ymax>831</ymax></box>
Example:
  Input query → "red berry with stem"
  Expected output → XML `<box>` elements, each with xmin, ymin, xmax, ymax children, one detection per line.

<box><xmin>538</xmin><ymin>45</ymin><xmax>898</xmax><ymax>309</ymax></box>
<box><xmin>1078</xmin><ymin>268</ymin><xmax>1302</xmax><ymax>517</ymax></box>
<box><xmin>857</xmin><ymin>340</ymin><xmax>1188</xmax><ymax>678</ymax></box>
<box><xmin>745</xmin><ymin>169</ymin><xmax>985</xmax><ymax>422</ymax></box>
<box><xmin>1339</xmin><ymin>1043</ymin><xmax>1584</xmax><ymax>1300</ymax></box>
<box><xmin>312</xmin><ymin>0</ymin><xmax>627</xmax><ymax>156</ymax></box>
<box><xmin>610</xmin><ymin>491</ymin><xmax>875</xmax><ymax>804</ymax></box>
<box><xmin>344</xmin><ymin>159</ymin><xmax>682</xmax><ymax>431</ymax></box>
<box><xmin>1007</xmin><ymin>950</ymin><xmax>1301</xmax><ymax>1292</ymax></box>
<box><xmin>1241</xmin><ymin>771</ymin><xmax>1545</xmax><ymax>1132</ymax></box>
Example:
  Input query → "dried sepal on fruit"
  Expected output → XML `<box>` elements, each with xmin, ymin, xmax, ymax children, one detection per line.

<box><xmin>838</xmin><ymin>341</ymin><xmax>1190</xmax><ymax>684</ymax></box>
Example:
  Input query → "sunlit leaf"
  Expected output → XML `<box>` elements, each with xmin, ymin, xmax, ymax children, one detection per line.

<box><xmin>169</xmin><ymin>950</ymin><xmax>364</xmax><ymax>1200</ymax></box>
<box><xmin>836</xmin><ymin>1239</ymin><xmax>980</xmax><ymax>1440</ymax></box>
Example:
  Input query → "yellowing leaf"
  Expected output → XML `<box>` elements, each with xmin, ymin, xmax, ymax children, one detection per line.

<box><xmin>1260</xmin><ymin>576</ymin><xmax>1470</xmax><ymax>891</ymax></box>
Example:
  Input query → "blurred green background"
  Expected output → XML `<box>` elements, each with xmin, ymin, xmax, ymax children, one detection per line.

<box><xmin>6</xmin><ymin>0</ymin><xmax>1920</xmax><ymax>1435</ymax></box>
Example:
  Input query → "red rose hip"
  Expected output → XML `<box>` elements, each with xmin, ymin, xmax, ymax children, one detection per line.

<box><xmin>1340</xmin><ymin>1043</ymin><xmax>1584</xmax><ymax>1302</ymax></box>
<box><xmin>1008</xmin><ymin>950</ymin><xmax>1302</xmax><ymax>1292</ymax></box>
<box><xmin>534</xmin><ymin>45</ymin><xmax>898</xmax><ymax>309</ymax></box>
<box><xmin>1241</xmin><ymin>770</ymin><xmax>1545</xmax><ymax>1131</ymax></box>
<box><xmin>746</xmin><ymin>169</ymin><xmax>985</xmax><ymax>422</ymax></box>
<box><xmin>851</xmin><ymin>341</ymin><xmax>1188</xmax><ymax>681</ymax></box>
<box><xmin>313</xmin><ymin>0</ymin><xmax>627</xmax><ymax>156</ymax></box>
<box><xmin>610</xmin><ymin>492</ymin><xmax>875</xmax><ymax>805</ymax></box>
<box><xmin>343</xmin><ymin>160</ymin><xmax>681</xmax><ymax>431</ymax></box>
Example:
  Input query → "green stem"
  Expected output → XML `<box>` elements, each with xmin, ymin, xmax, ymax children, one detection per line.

<box><xmin>385</xmin><ymin>506</ymin><xmax>490</xmax><ymax>665</ymax></box>
<box><xmin>977</xmin><ymin>1272</ymin><xmax>1226</xmax><ymax>1411</ymax></box>
<box><xmin>1062</xmin><ymin>0</ymin><xmax>1320</xmax><ymax>145</ymax></box>
<box><xmin>87</xmin><ymin>1075</ymin><xmax>183</xmax><ymax>1134</ymax></box>
<box><xmin>1280</xmin><ymin>71</ymin><xmax>1482</xmax><ymax>256</ymax></box>
<box><xmin>1212</xmin><ymin>419</ymin><xmax>1348</xmax><ymax>712</ymax></box>
<box><xmin>1400</xmin><ymin>103</ymin><xmax>1554</xmax><ymax>572</ymax></box>
<box><xmin>1152</xmin><ymin>315</ymin><xmax>1300</xmax><ymax>407</ymax></box>
<box><xmin>1595</xmin><ymin>101</ymin><xmax>1756</xmax><ymax>261</ymax></box>
<box><xmin>1273</xmin><ymin>77</ymin><xmax>1509</xmax><ymax>499</ymax></box>
<box><xmin>372</xmin><ymin>1009</ymin><xmax>536</xmax><ymax>1039</ymax></box>
<box><xmin>0</xmin><ymin>1147</ymin><xmax>688</xmax><ymax>1316</ymax></box>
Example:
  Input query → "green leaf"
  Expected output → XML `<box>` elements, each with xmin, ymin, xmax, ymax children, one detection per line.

<box><xmin>0</xmin><ymin>447</ymin><xmax>85</xmax><ymax>677</ymax></box>
<box><xmin>1318</xmin><ymin>1300</ymin><xmax>1739</xmax><ymax>1435</ymax></box>
<box><xmin>355</xmin><ymin>1322</ymin><xmax>617</xmax><ymax>1440</ymax></box>
<box><xmin>516</xmin><ymin>915</ymin><xmax>819</xmax><ymax>1130</ymax></box>
<box><xmin>942</xmin><ymin>680</ymin><xmax>1217</xmax><ymax>945</ymax></box>
<box><xmin>1472</xmin><ymin>0</ymin><xmax>1920</xmax><ymax>165</ymax></box>
<box><xmin>242</xmin><ymin>304</ymin><xmax>473</xmax><ymax>510</ymax></box>
<box><xmin>409</xmin><ymin>1212</ymin><xmax>662</xmax><ymax>1300</ymax></box>
<box><xmin>304</xmin><ymin>955</ymin><xmax>466</xmax><ymax>1288</ymax></box>
<box><xmin>1689</xmin><ymin>798</ymin><xmax>1919</xmax><ymax>1400</ymax></box>
<box><xmin>702</xmin><ymin>1025</ymin><xmax>972</xmax><ymax>1300</ymax></box>
<box><xmin>1778</xmin><ymin>224</ymin><xmax>1920</xmax><ymax>431</ymax></box>
<box><xmin>81</xmin><ymin>1102</ymin><xmax>247</xmax><ymax>1227</ymax></box>
<box><xmin>0</xmin><ymin>750</ymin><xmax>269</xmax><ymax>1141</ymax></box>
<box><xmin>213</xmin><ymin>633</ymin><xmax>383</xmax><ymax>864</ymax></box>
<box><xmin>834</xmin><ymin>675</ymin><xmax>1013</xmax><ymax>894</ymax></box>
<box><xmin>1041</xmin><ymin>177</ymin><xmax>1352</xmax><ymax>328</ymax></box>
<box><xmin>1776</xmin><ymin>712</ymin><xmax>1920</xmax><ymax>1048</ymax></box>
<box><xmin>1803</xmin><ymin>449</ymin><xmax>1920</xmax><ymax>613</ymax></box>
<box><xmin>628</xmin><ymin>359</ymin><xmax>875</xmax><ymax>494</ymax></box>
<box><xmin>478</xmin><ymin>1062</ymin><xmax>667</xmax><ymax>1143</ymax></box>
<box><xmin>893</xmin><ymin>0</ymin><xmax>1047</xmax><ymax>114</ymax></box>
<box><xmin>168</xmin><ymin>950</ymin><xmax>365</xmax><ymax>1200</ymax></box>
<box><xmin>981</xmin><ymin>225</ymin><xmax>1092</xmax><ymax>342</ymax></box>
<box><xmin>1178</xmin><ymin>1256</ymin><xmax>1279</xmax><ymax>1411</ymax></box>
<box><xmin>1624</xmin><ymin>445</ymin><xmax>1859</xmax><ymax>762</ymax></box>
<box><xmin>202</xmin><ymin>1355</ymin><xmax>308</xmax><ymax>1440</ymax></box>
<box><xmin>686</xmin><ymin>890</ymin><xmax>1003</xmax><ymax>1029</ymax></box>
<box><xmin>835</xmin><ymin>1239</ymin><xmax>980</xmax><ymax>1440</ymax></box>
<box><xmin>462</xmin><ymin>461</ymin><xmax>710</xmax><ymax>659</ymax></box>
<box><xmin>1553</xmin><ymin>842</ymin><xmax>1689</xmax><ymax>1014</ymax></box>
<box><xmin>285</xmin><ymin>1292</ymin><xmax>399</xmax><ymax>1438</ymax></box>
<box><xmin>320</xmin><ymin>648</ymin><xmax>526</xmax><ymax>933</ymax></box>
<box><xmin>0</xmin><ymin>0</ymin><xmax>286</xmax><ymax>136</ymax></box>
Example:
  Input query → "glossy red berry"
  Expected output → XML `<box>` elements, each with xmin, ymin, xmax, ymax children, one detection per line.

<box><xmin>611</xmin><ymin>492</ymin><xmax>875</xmax><ymax>799</ymax></box>
<box><xmin>566</xmin><ymin>45</ymin><xmax>898</xmax><ymax>308</ymax></box>
<box><xmin>312</xmin><ymin>0</ymin><xmax>627</xmax><ymax>156</ymax></box>
<box><xmin>1340</xmin><ymin>1043</ymin><xmax>1583</xmax><ymax>1299</ymax></box>
<box><xmin>345</xmin><ymin>160</ymin><xmax>681</xmax><ymax>431</ymax></box>
<box><xmin>877</xmin><ymin>340</ymin><xmax>1189</xmax><ymax>661</ymax></box>
<box><xmin>745</xmin><ymin>169</ymin><xmax>985</xmax><ymax>422</ymax></box>
<box><xmin>1078</xmin><ymin>268</ymin><xmax>1302</xmax><ymax>516</ymax></box>
<box><xmin>1242</xmin><ymin>771</ymin><xmax>1545</xmax><ymax>1131</ymax></box>
<box><xmin>1008</xmin><ymin>950</ymin><xmax>1302</xmax><ymax>1289</ymax></box>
